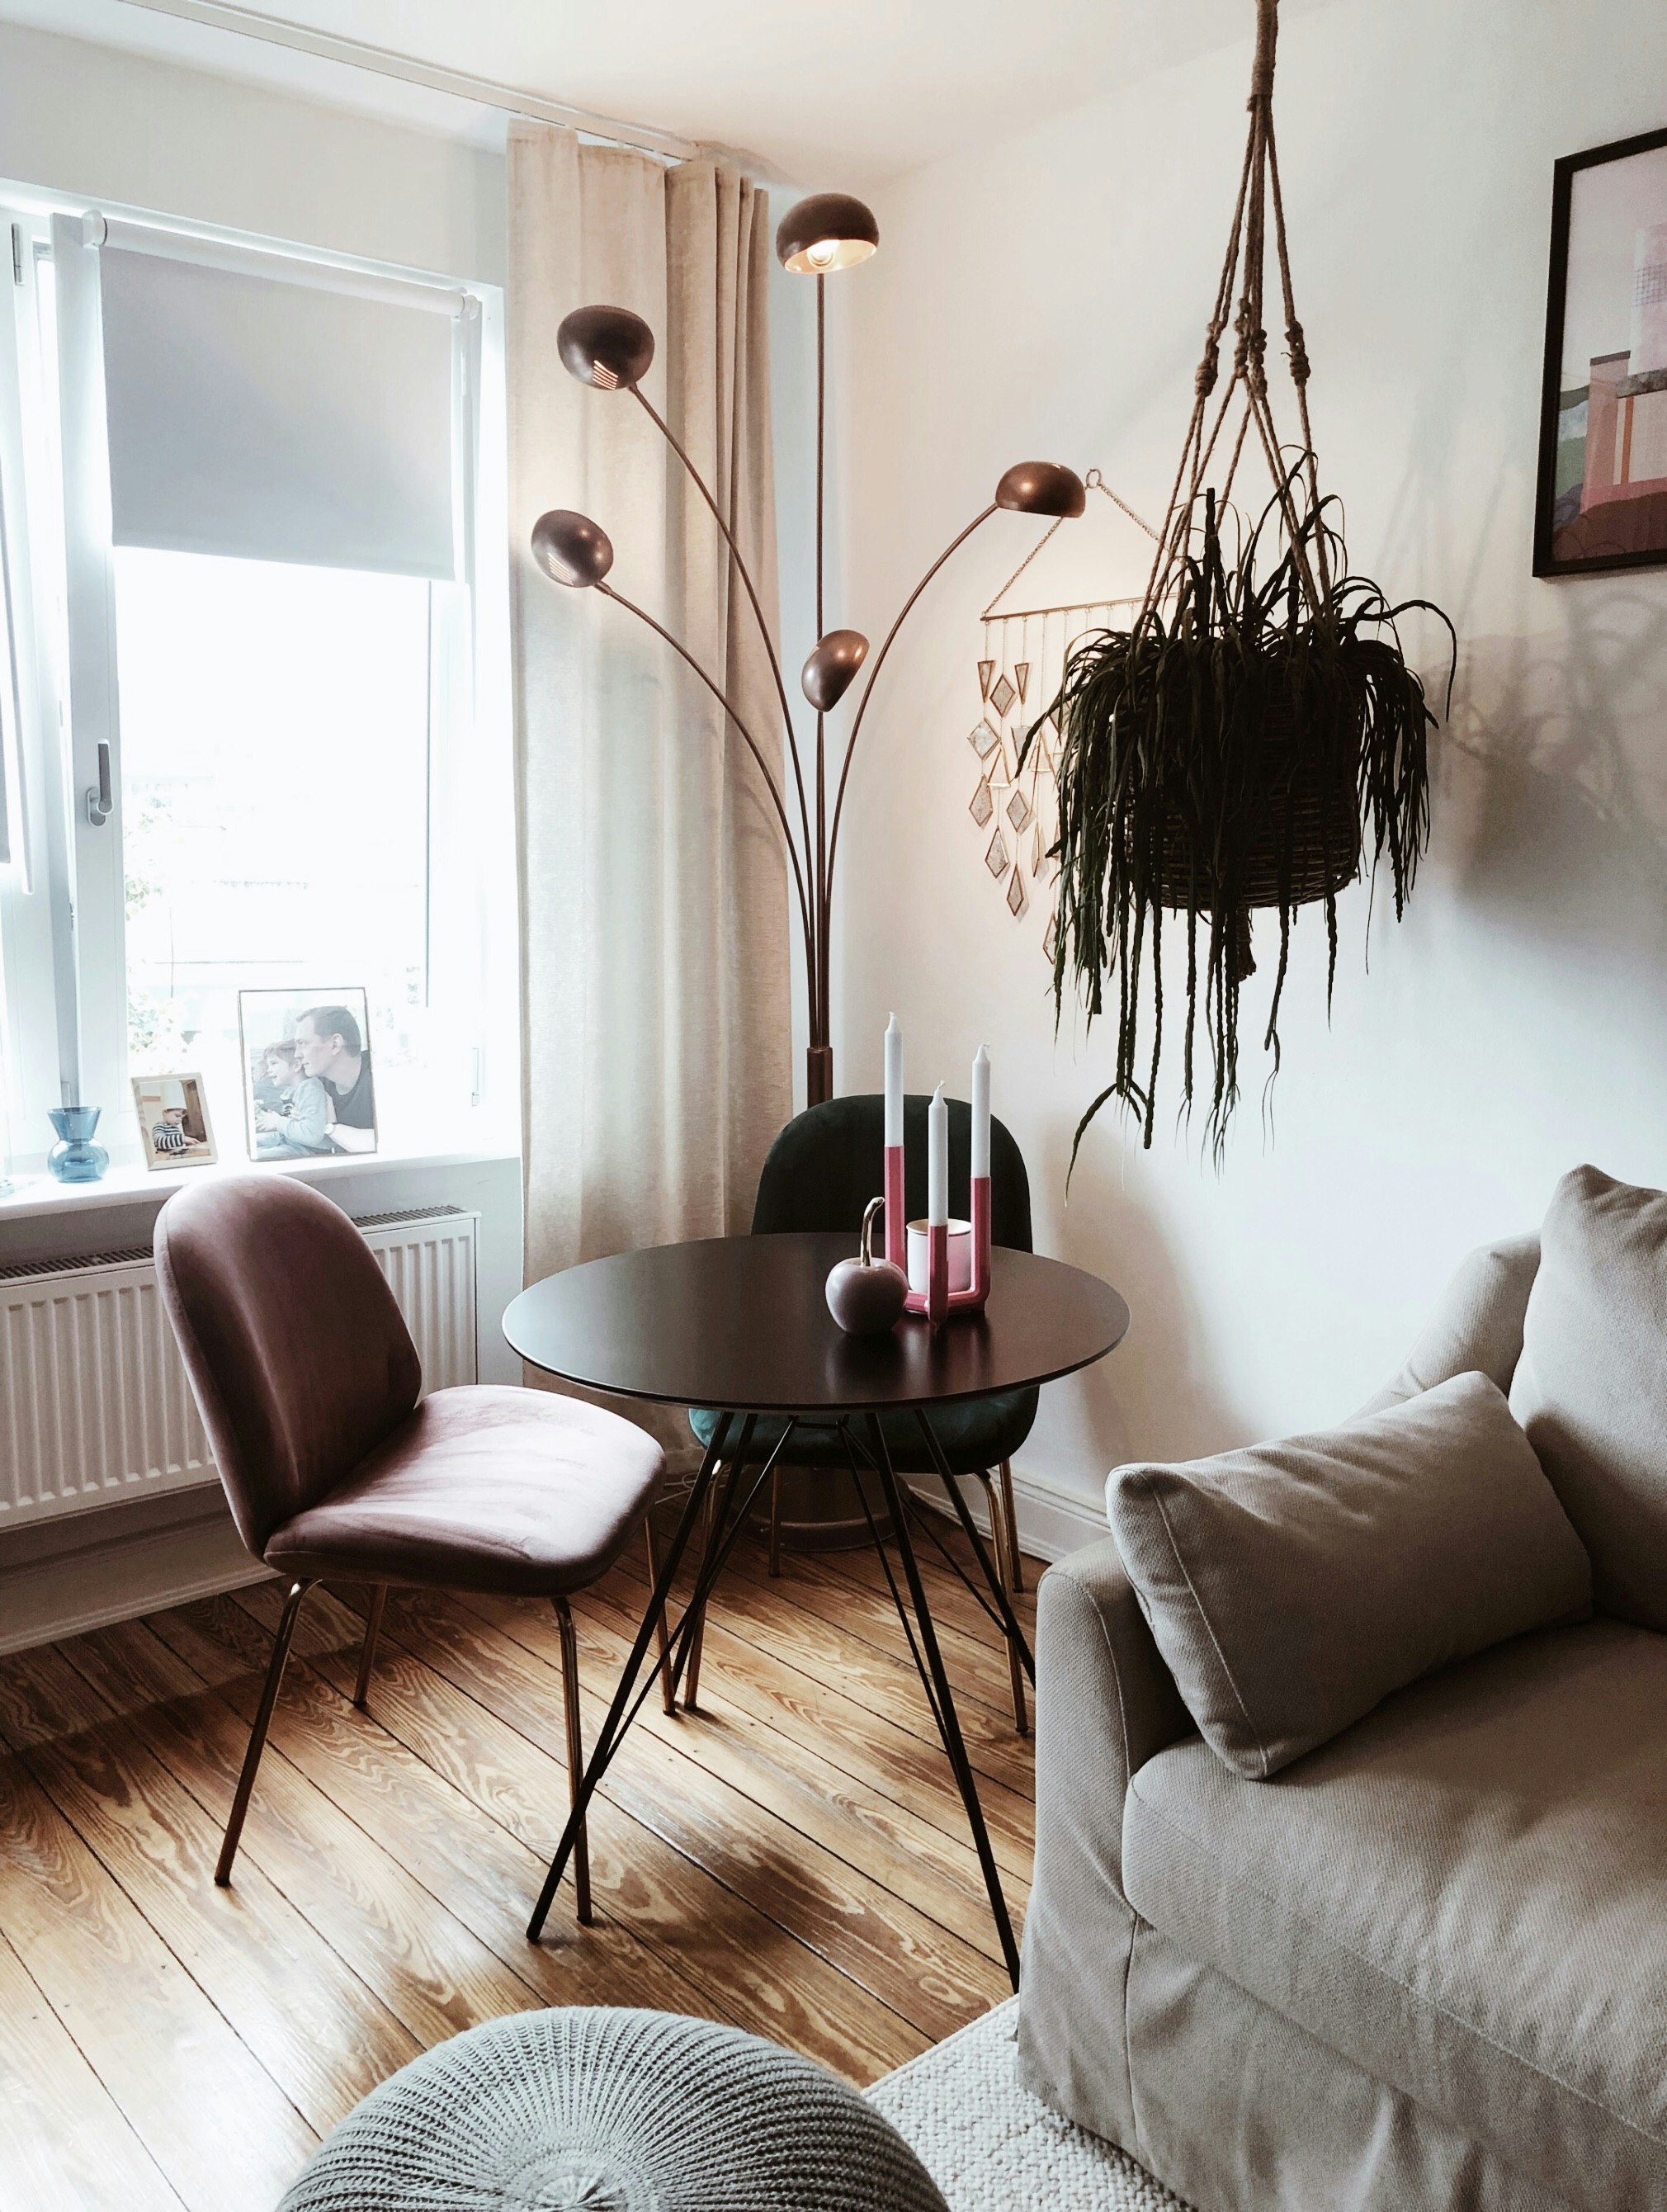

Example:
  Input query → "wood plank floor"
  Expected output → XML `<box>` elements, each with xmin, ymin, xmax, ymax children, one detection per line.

<box><xmin>0</xmin><ymin>1511</ymin><xmax>1038</xmax><ymax>2212</ymax></box>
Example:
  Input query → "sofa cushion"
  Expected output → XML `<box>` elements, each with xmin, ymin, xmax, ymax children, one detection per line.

<box><xmin>1122</xmin><ymin>1619</ymin><xmax>1667</xmax><ymax>2212</ymax></box>
<box><xmin>1514</xmin><ymin>1165</ymin><xmax>1667</xmax><ymax>1630</ymax></box>
<box><xmin>1105</xmin><ymin>1372</ymin><xmax>1590</xmax><ymax>1778</ymax></box>
<box><xmin>1354</xmin><ymin>1230</ymin><xmax>1541</xmax><ymax>1417</ymax></box>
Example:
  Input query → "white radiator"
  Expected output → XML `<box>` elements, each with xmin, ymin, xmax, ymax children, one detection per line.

<box><xmin>0</xmin><ymin>1204</ymin><xmax>479</xmax><ymax>1528</ymax></box>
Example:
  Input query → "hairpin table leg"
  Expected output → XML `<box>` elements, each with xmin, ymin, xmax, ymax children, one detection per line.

<box><xmin>912</xmin><ymin>1407</ymin><xmax>1035</xmax><ymax>1690</ymax></box>
<box><xmin>528</xmin><ymin>1412</ymin><xmax>802</xmax><ymax>1941</ymax></box>
<box><xmin>862</xmin><ymin>1413</ymin><xmax>1021</xmax><ymax>1990</ymax></box>
<box><xmin>527</xmin><ymin>1415</ymin><xmax>738</xmax><ymax>1941</ymax></box>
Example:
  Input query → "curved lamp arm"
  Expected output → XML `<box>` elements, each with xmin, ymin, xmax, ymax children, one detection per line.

<box><xmin>823</xmin><ymin>503</ymin><xmax>999</xmax><ymax>916</ymax></box>
<box><xmin>597</xmin><ymin>579</ymin><xmax>815</xmax><ymax>958</ymax></box>
<box><xmin>630</xmin><ymin>388</ymin><xmax>815</xmax><ymax>882</ymax></box>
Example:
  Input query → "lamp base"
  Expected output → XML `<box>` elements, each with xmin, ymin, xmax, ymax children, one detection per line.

<box><xmin>805</xmin><ymin>1043</ymin><xmax>834</xmax><ymax>1106</ymax></box>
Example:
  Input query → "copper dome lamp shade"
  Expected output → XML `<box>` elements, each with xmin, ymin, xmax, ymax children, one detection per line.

<box><xmin>774</xmin><ymin>191</ymin><xmax>879</xmax><ymax>274</ymax></box>
<box><xmin>532</xmin><ymin>190</ymin><xmax>1083</xmax><ymax>1105</ymax></box>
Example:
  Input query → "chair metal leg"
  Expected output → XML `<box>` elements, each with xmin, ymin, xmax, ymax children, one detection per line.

<box><xmin>552</xmin><ymin>1596</ymin><xmax>593</xmax><ymax>1926</ymax></box>
<box><xmin>768</xmin><ymin>1465</ymin><xmax>783</xmax><ymax>1576</ymax></box>
<box><xmin>683</xmin><ymin>1471</ymin><xmax>720</xmax><ymax>1711</ymax></box>
<box><xmin>528</xmin><ymin>1416</ymin><xmax>748</xmax><ymax>1940</ymax></box>
<box><xmin>642</xmin><ymin>1518</ymin><xmax>677</xmax><ymax>1717</ymax></box>
<box><xmin>998</xmin><ymin>1458</ymin><xmax>1023</xmax><ymax>1593</ymax></box>
<box><xmin>910</xmin><ymin>1413</ymin><xmax>1035</xmax><ymax>1693</ymax></box>
<box><xmin>1006</xmin><ymin>1636</ymin><xmax>1029</xmax><ymax>1736</ymax></box>
<box><xmin>989</xmin><ymin>1491</ymin><xmax>1028</xmax><ymax>1736</ymax></box>
<box><xmin>352</xmin><ymin>1584</ymin><xmax>388</xmax><ymax>1709</ymax></box>
<box><xmin>216</xmin><ymin>1576</ymin><xmax>313</xmax><ymax>1887</ymax></box>
<box><xmin>974</xmin><ymin>1473</ymin><xmax>1027</xmax><ymax>1736</ymax></box>
<box><xmin>862</xmin><ymin>1416</ymin><xmax>1022</xmax><ymax>1990</ymax></box>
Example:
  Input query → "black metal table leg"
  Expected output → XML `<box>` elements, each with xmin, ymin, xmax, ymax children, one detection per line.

<box><xmin>528</xmin><ymin>1411</ymin><xmax>802</xmax><ymax>1941</ymax></box>
<box><xmin>527</xmin><ymin>1411</ymin><xmax>738</xmax><ymax>1940</ymax></box>
<box><xmin>862</xmin><ymin>1413</ymin><xmax>1022</xmax><ymax>1991</ymax></box>
<box><xmin>844</xmin><ymin>1416</ymin><xmax>1032</xmax><ymax>1700</ymax></box>
<box><xmin>911</xmin><ymin>1406</ymin><xmax>1035</xmax><ymax>1686</ymax></box>
<box><xmin>661</xmin><ymin>1420</ymin><xmax>804</xmax><ymax>1707</ymax></box>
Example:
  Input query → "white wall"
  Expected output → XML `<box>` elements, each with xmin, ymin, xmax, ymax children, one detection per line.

<box><xmin>0</xmin><ymin>17</ymin><xmax>505</xmax><ymax>279</ymax></box>
<box><xmin>836</xmin><ymin>0</ymin><xmax>1667</xmax><ymax>1525</ymax></box>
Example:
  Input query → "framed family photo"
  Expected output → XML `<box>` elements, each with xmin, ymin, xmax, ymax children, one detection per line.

<box><xmin>238</xmin><ymin>988</ymin><xmax>378</xmax><ymax>1161</ymax></box>
<box><xmin>132</xmin><ymin>1072</ymin><xmax>217</xmax><ymax>1170</ymax></box>
<box><xmin>1536</xmin><ymin>123</ymin><xmax>1667</xmax><ymax>578</ymax></box>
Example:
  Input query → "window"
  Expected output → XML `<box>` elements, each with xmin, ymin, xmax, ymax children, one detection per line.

<box><xmin>116</xmin><ymin>551</ymin><xmax>437</xmax><ymax>1121</ymax></box>
<box><xmin>0</xmin><ymin>192</ymin><xmax>514</xmax><ymax>1176</ymax></box>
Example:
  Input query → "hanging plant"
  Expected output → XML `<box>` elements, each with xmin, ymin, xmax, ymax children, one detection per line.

<box><xmin>1025</xmin><ymin>0</ymin><xmax>1455</xmax><ymax>1168</ymax></box>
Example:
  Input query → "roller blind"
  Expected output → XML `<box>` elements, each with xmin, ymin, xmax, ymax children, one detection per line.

<box><xmin>97</xmin><ymin>233</ymin><xmax>460</xmax><ymax>579</ymax></box>
<box><xmin>0</xmin><ymin>447</ymin><xmax>16</xmax><ymax>869</ymax></box>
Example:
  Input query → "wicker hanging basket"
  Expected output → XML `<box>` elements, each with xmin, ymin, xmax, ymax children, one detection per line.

<box><xmin>1145</xmin><ymin>704</ymin><xmax>1362</xmax><ymax>911</ymax></box>
<box><xmin>1141</xmin><ymin>690</ymin><xmax>1365</xmax><ymax>990</ymax></box>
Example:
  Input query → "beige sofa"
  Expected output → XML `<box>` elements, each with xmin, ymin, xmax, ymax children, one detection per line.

<box><xmin>1019</xmin><ymin>1184</ymin><xmax>1667</xmax><ymax>2211</ymax></box>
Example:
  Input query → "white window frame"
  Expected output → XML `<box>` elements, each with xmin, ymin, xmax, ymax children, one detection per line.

<box><xmin>0</xmin><ymin>184</ymin><xmax>517</xmax><ymax>1177</ymax></box>
<box><xmin>0</xmin><ymin>213</ymin><xmax>79</xmax><ymax>1160</ymax></box>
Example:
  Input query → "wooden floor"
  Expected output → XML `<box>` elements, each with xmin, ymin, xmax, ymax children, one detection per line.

<box><xmin>0</xmin><ymin>1508</ymin><xmax>1037</xmax><ymax>2212</ymax></box>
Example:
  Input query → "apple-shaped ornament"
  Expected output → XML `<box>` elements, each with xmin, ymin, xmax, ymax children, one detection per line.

<box><xmin>825</xmin><ymin>1196</ymin><xmax>909</xmax><ymax>1335</ymax></box>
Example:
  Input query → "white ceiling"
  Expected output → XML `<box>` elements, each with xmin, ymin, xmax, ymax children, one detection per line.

<box><xmin>2</xmin><ymin>0</ymin><xmax>1334</xmax><ymax>183</ymax></box>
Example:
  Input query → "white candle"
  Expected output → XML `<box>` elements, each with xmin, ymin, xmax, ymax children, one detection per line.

<box><xmin>971</xmin><ymin>1044</ymin><xmax>990</xmax><ymax>1179</ymax></box>
<box><xmin>885</xmin><ymin>1014</ymin><xmax>903</xmax><ymax>1147</ymax></box>
<box><xmin>928</xmin><ymin>1083</ymin><xmax>948</xmax><ymax>1226</ymax></box>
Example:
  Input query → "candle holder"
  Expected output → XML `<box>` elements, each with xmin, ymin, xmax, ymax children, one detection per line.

<box><xmin>883</xmin><ymin>1144</ymin><xmax>992</xmax><ymax>1323</ymax></box>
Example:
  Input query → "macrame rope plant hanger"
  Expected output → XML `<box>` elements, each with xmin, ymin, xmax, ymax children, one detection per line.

<box><xmin>970</xmin><ymin>470</ymin><xmax>1158</xmax><ymax>948</ymax></box>
<box><xmin>1027</xmin><ymin>0</ymin><xmax>1452</xmax><ymax>1168</ymax></box>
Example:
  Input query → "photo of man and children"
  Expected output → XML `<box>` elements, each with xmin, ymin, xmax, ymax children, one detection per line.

<box><xmin>238</xmin><ymin>989</ymin><xmax>378</xmax><ymax>1160</ymax></box>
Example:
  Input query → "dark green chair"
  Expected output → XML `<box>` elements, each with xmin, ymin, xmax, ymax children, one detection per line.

<box><xmin>688</xmin><ymin>1092</ymin><xmax>1035</xmax><ymax>1729</ymax></box>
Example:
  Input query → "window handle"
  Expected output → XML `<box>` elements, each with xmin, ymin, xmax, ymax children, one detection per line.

<box><xmin>86</xmin><ymin>740</ymin><xmax>111</xmax><ymax>826</ymax></box>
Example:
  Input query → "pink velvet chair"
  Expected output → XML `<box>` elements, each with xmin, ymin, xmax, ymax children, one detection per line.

<box><xmin>154</xmin><ymin>1174</ymin><xmax>669</xmax><ymax>1923</ymax></box>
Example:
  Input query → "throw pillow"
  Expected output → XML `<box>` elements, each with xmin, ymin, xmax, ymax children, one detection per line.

<box><xmin>1106</xmin><ymin>1372</ymin><xmax>1591</xmax><ymax>1779</ymax></box>
<box><xmin>1515</xmin><ymin>1165</ymin><xmax>1667</xmax><ymax>1630</ymax></box>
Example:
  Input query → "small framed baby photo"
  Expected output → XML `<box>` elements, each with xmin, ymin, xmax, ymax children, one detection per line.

<box><xmin>132</xmin><ymin>1072</ymin><xmax>218</xmax><ymax>1170</ymax></box>
<box><xmin>238</xmin><ymin>986</ymin><xmax>378</xmax><ymax>1161</ymax></box>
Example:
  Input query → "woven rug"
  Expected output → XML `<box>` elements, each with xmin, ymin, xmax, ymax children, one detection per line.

<box><xmin>867</xmin><ymin>2000</ymin><xmax>1190</xmax><ymax>2211</ymax></box>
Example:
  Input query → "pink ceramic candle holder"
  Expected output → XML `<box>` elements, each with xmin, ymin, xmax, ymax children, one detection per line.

<box><xmin>884</xmin><ymin>1141</ymin><xmax>991</xmax><ymax>1323</ymax></box>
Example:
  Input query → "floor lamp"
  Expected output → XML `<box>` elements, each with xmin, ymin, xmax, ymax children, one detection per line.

<box><xmin>531</xmin><ymin>191</ymin><xmax>1084</xmax><ymax>1107</ymax></box>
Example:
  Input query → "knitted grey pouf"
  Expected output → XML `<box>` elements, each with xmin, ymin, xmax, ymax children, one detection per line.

<box><xmin>280</xmin><ymin>2007</ymin><xmax>952</xmax><ymax>2212</ymax></box>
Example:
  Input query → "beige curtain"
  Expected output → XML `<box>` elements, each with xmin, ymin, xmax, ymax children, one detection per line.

<box><xmin>508</xmin><ymin>125</ymin><xmax>791</xmax><ymax>1359</ymax></box>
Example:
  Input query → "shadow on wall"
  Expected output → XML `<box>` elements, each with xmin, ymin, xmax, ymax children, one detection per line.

<box><xmin>1028</xmin><ymin>1111</ymin><xmax>1245</xmax><ymax>1476</ymax></box>
<box><xmin>1441</xmin><ymin>590</ymin><xmax>1667</xmax><ymax>968</ymax></box>
<box><xmin>1372</xmin><ymin>343</ymin><xmax>1667</xmax><ymax>972</ymax></box>
<box><xmin>1006</xmin><ymin>584</ymin><xmax>1667</xmax><ymax>1486</ymax></box>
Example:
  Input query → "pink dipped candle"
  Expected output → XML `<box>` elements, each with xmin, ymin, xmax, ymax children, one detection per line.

<box><xmin>927</xmin><ymin>1085</ymin><xmax>950</xmax><ymax>1324</ymax></box>
<box><xmin>884</xmin><ymin>1014</ymin><xmax>905</xmax><ymax>1270</ymax></box>
<box><xmin>970</xmin><ymin>1045</ymin><xmax>991</xmax><ymax>1300</ymax></box>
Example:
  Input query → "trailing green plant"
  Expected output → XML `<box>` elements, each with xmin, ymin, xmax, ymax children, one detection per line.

<box><xmin>1022</xmin><ymin>470</ymin><xmax>1454</xmax><ymax>1169</ymax></box>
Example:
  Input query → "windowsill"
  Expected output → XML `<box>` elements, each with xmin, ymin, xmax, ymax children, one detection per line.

<box><xmin>0</xmin><ymin>1135</ymin><xmax>521</xmax><ymax>1225</ymax></box>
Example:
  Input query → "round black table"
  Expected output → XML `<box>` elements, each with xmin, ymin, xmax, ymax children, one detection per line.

<box><xmin>505</xmin><ymin>1234</ymin><xmax>1130</xmax><ymax>1986</ymax></box>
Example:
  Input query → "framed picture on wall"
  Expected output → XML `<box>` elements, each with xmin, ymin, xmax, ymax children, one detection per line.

<box><xmin>1535</xmin><ymin>124</ymin><xmax>1667</xmax><ymax>578</ymax></box>
<box><xmin>238</xmin><ymin>987</ymin><xmax>378</xmax><ymax>1160</ymax></box>
<box><xmin>132</xmin><ymin>1072</ymin><xmax>217</xmax><ymax>1170</ymax></box>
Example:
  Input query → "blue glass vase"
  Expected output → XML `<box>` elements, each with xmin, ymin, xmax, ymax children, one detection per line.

<box><xmin>47</xmin><ymin>1106</ymin><xmax>109</xmax><ymax>1183</ymax></box>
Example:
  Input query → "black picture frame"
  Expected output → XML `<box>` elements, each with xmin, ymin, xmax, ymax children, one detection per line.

<box><xmin>1535</xmin><ymin>123</ymin><xmax>1667</xmax><ymax>579</ymax></box>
